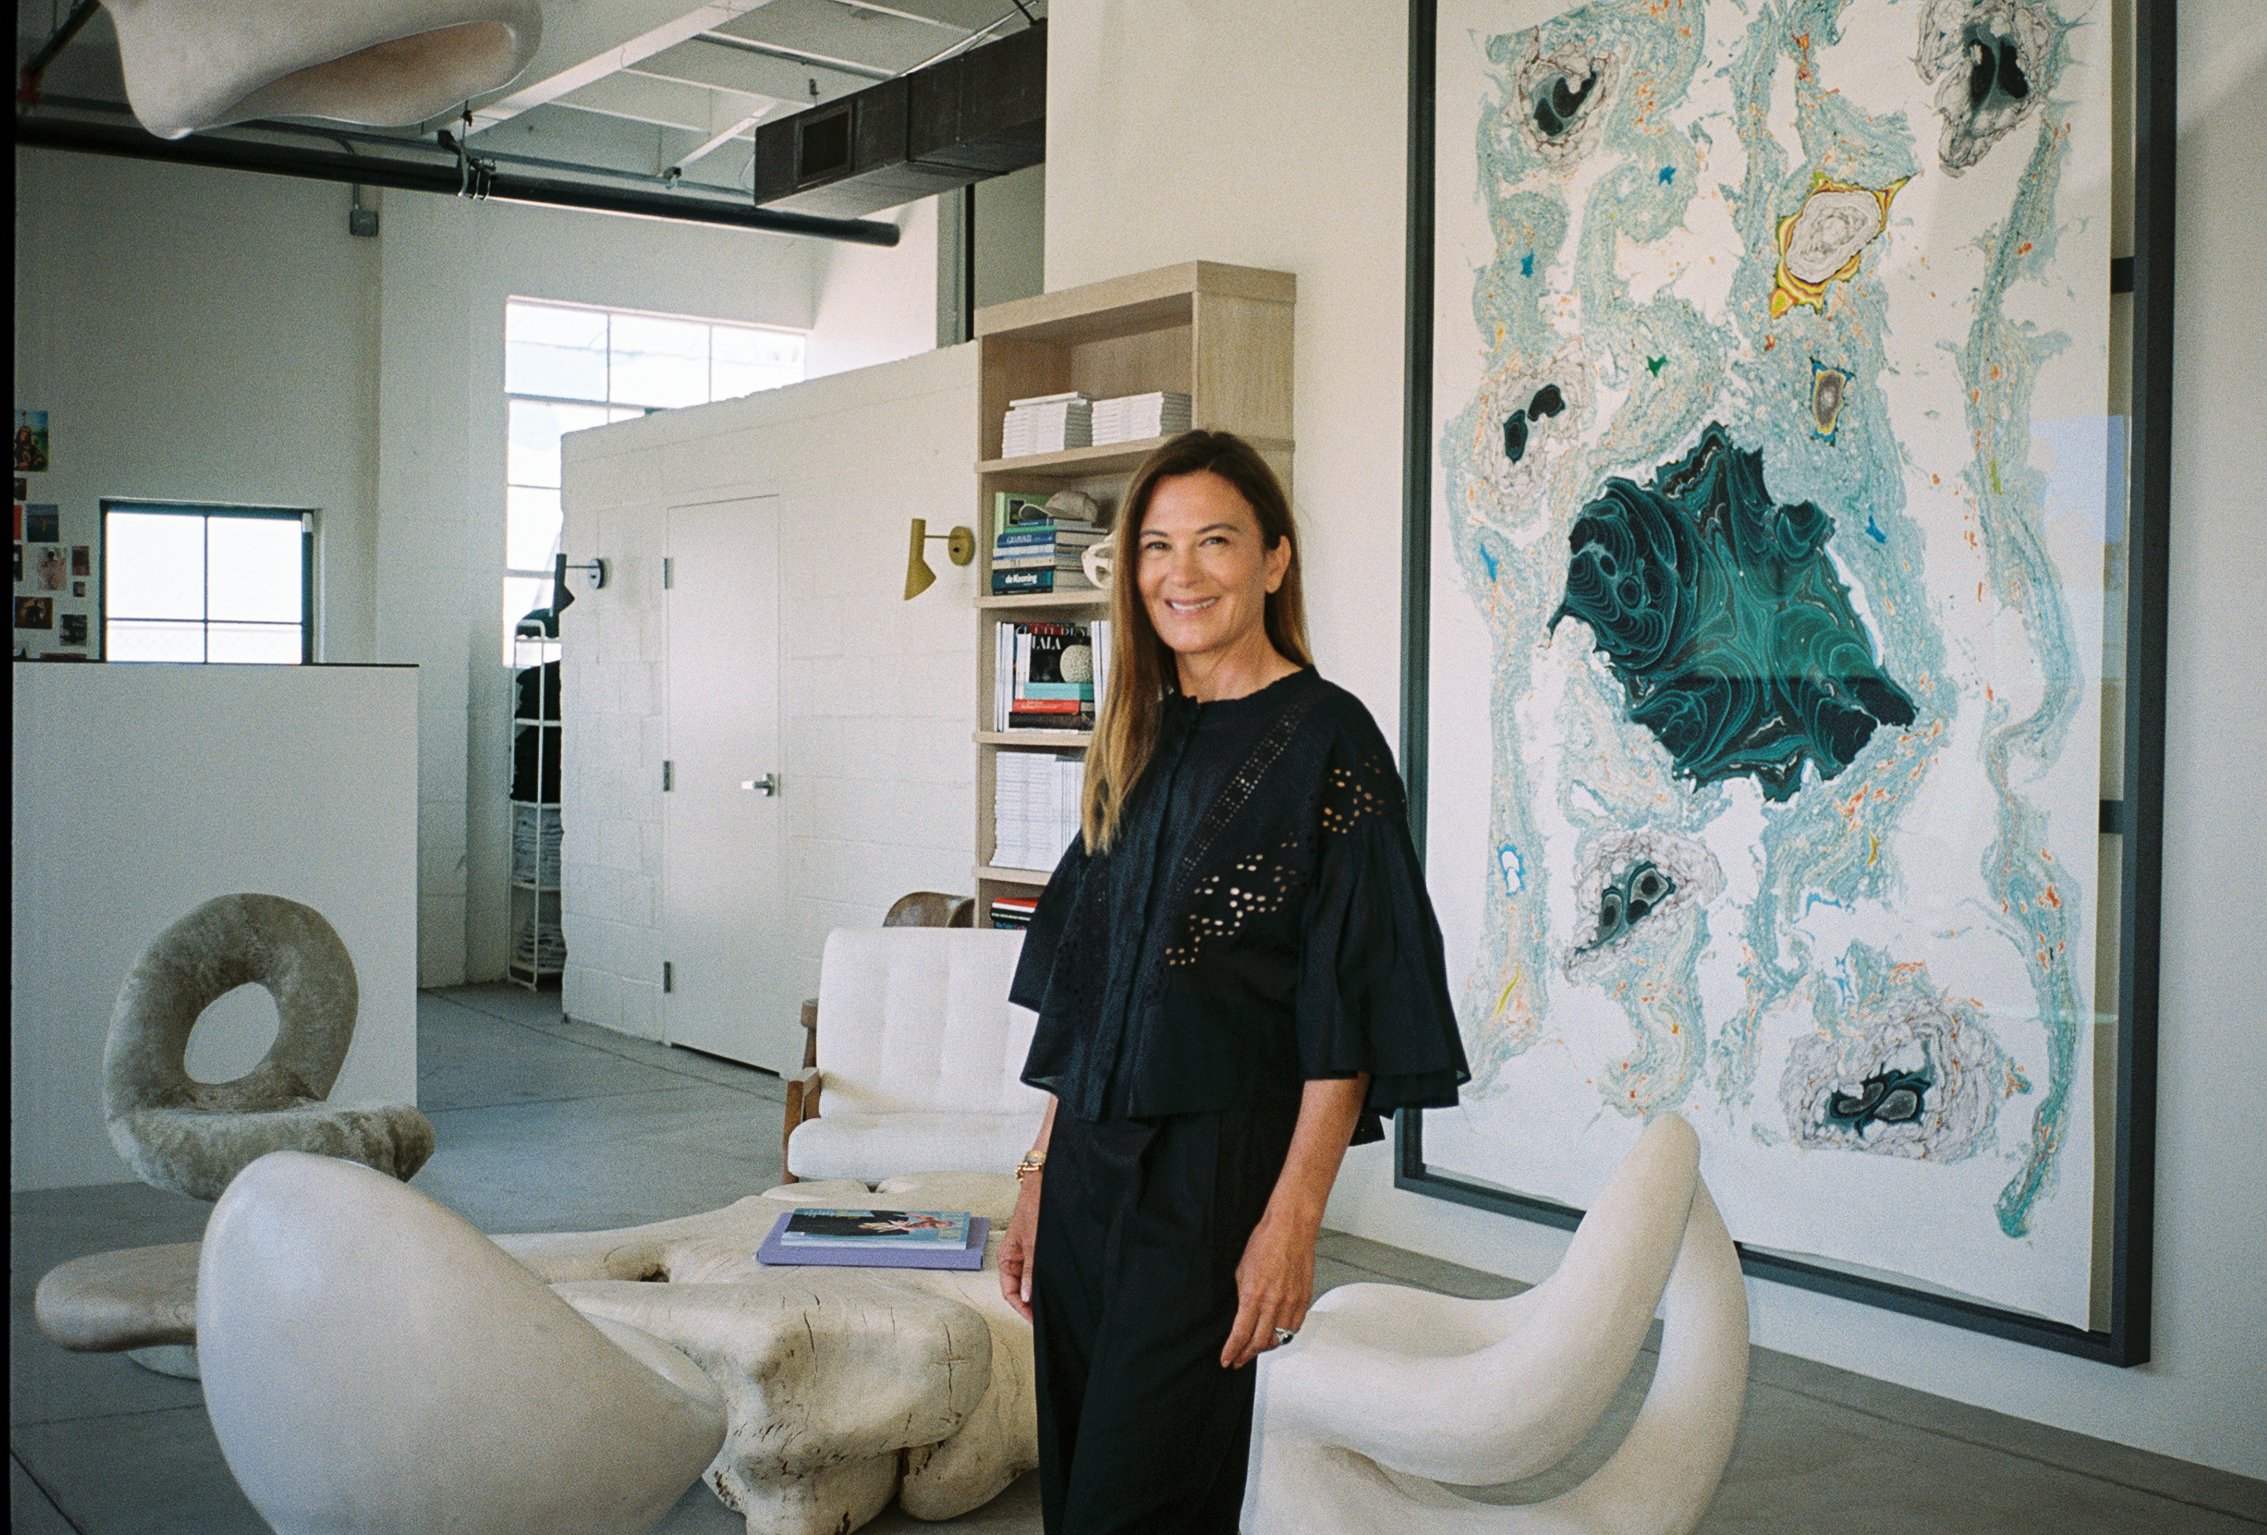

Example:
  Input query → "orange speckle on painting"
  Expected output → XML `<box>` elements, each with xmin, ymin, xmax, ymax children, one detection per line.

<box><xmin>2042</xmin><ymin>885</ymin><xmax>2061</xmax><ymax>908</ymax></box>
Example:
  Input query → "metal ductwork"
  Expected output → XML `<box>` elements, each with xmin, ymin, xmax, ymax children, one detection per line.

<box><xmin>751</xmin><ymin>19</ymin><xmax>1043</xmax><ymax>220</ymax></box>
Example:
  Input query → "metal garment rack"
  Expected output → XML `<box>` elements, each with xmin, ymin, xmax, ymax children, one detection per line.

<box><xmin>508</xmin><ymin>628</ymin><xmax>565</xmax><ymax>990</ymax></box>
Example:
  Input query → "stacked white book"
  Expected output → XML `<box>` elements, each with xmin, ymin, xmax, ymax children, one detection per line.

<box><xmin>993</xmin><ymin>750</ymin><xmax>1086</xmax><ymax>871</ymax></box>
<box><xmin>1001</xmin><ymin>392</ymin><xmax>1095</xmax><ymax>456</ymax></box>
<box><xmin>1091</xmin><ymin>391</ymin><xmax>1191</xmax><ymax>445</ymax></box>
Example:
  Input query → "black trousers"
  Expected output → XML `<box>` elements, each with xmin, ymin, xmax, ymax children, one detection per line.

<box><xmin>1031</xmin><ymin>1100</ymin><xmax>1301</xmax><ymax>1535</ymax></box>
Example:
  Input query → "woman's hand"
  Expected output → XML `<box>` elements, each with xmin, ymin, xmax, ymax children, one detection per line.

<box><xmin>1221</xmin><ymin>1210</ymin><xmax>1317</xmax><ymax>1369</ymax></box>
<box><xmin>1221</xmin><ymin>1075</ymin><xmax>1369</xmax><ymax>1368</ymax></box>
<box><xmin>999</xmin><ymin>1167</ymin><xmax>1043</xmax><ymax>1322</ymax></box>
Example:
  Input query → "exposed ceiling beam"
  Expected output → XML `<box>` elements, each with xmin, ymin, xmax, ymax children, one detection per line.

<box><xmin>671</xmin><ymin>103</ymin><xmax>777</xmax><ymax>174</ymax></box>
<box><xmin>689</xmin><ymin>30</ymin><xmax>893</xmax><ymax>83</ymax></box>
<box><xmin>468</xmin><ymin>0</ymin><xmax>783</xmax><ymax>131</ymax></box>
<box><xmin>825</xmin><ymin>0</ymin><xmax>1023</xmax><ymax>32</ymax></box>
<box><xmin>636</xmin><ymin>36</ymin><xmax>874</xmax><ymax>104</ymax></box>
<box><xmin>555</xmin><ymin>69</ymin><xmax>767</xmax><ymax>136</ymax></box>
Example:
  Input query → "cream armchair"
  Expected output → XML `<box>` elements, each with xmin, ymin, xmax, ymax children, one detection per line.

<box><xmin>784</xmin><ymin>928</ymin><xmax>1046</xmax><ymax>1183</ymax></box>
<box><xmin>1243</xmin><ymin>1114</ymin><xmax>1750</xmax><ymax>1535</ymax></box>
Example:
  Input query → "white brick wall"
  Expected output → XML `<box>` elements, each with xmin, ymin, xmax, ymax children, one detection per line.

<box><xmin>558</xmin><ymin>344</ymin><xmax>980</xmax><ymax>1048</ymax></box>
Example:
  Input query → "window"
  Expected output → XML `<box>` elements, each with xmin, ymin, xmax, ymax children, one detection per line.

<box><xmin>502</xmin><ymin>300</ymin><xmax>805</xmax><ymax>660</ymax></box>
<box><xmin>102</xmin><ymin>503</ymin><xmax>312</xmax><ymax>663</ymax></box>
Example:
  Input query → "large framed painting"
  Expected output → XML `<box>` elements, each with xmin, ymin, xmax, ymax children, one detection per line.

<box><xmin>1397</xmin><ymin>0</ymin><xmax>2174</xmax><ymax>1362</ymax></box>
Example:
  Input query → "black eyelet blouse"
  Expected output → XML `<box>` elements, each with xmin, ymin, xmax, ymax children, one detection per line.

<box><xmin>1010</xmin><ymin>666</ymin><xmax>1470</xmax><ymax>1145</ymax></box>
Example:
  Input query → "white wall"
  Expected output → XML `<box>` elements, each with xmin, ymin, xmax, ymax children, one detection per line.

<box><xmin>1044</xmin><ymin>0</ymin><xmax>2267</xmax><ymax>1480</ymax></box>
<box><xmin>806</xmin><ymin>196</ymin><xmax>942</xmax><ymax>379</ymax></box>
<box><xmin>369</xmin><ymin>192</ymin><xmax>821</xmax><ymax>989</ymax></box>
<box><xmin>974</xmin><ymin>161</ymin><xmax>1048</xmax><ymax>313</ymax></box>
<box><xmin>12</xmin><ymin>148</ymin><xmax>948</xmax><ymax>990</ymax></box>
<box><xmin>557</xmin><ymin>343</ymin><xmax>977</xmax><ymax>1044</ymax></box>
<box><xmin>9</xmin><ymin>663</ymin><xmax>419</xmax><ymax>1191</ymax></box>
<box><xmin>12</xmin><ymin>152</ymin><xmax>382</xmax><ymax>661</ymax></box>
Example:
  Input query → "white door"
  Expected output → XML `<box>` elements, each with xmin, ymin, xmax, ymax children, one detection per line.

<box><xmin>662</xmin><ymin>495</ymin><xmax>790</xmax><ymax>1069</ymax></box>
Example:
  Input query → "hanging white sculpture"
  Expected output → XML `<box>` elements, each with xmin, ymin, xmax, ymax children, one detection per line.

<box><xmin>99</xmin><ymin>0</ymin><xmax>543</xmax><ymax>138</ymax></box>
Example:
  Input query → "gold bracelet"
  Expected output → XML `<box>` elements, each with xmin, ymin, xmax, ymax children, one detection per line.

<box><xmin>1015</xmin><ymin>1150</ymin><xmax>1047</xmax><ymax>1181</ymax></box>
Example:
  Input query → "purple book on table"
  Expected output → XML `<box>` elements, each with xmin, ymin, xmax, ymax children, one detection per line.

<box><xmin>755</xmin><ymin>1211</ymin><xmax>990</xmax><ymax>1271</ymax></box>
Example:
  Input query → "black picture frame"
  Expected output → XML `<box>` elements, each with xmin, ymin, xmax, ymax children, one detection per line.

<box><xmin>1395</xmin><ymin>0</ymin><xmax>2175</xmax><ymax>1365</ymax></box>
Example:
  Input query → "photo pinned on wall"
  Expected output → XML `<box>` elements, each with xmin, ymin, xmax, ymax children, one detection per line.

<box><xmin>37</xmin><ymin>546</ymin><xmax>66</xmax><ymax>592</ymax></box>
<box><xmin>13</xmin><ymin>410</ymin><xmax>50</xmax><ymax>473</ymax></box>
<box><xmin>59</xmin><ymin>613</ymin><xmax>88</xmax><ymax>647</ymax></box>
<box><xmin>12</xmin><ymin>476</ymin><xmax>26</xmax><ymax>500</ymax></box>
<box><xmin>16</xmin><ymin>595</ymin><xmax>54</xmax><ymax>630</ymax></box>
<box><xmin>11</xmin><ymin>544</ymin><xmax>19</xmax><ymax>581</ymax></box>
<box><xmin>72</xmin><ymin>580</ymin><xmax>85</xmax><ymax>597</ymax></box>
<box><xmin>11</xmin><ymin>502</ymin><xmax>19</xmax><ymax>539</ymax></box>
<box><xmin>71</xmin><ymin>545</ymin><xmax>90</xmax><ymax>576</ymax></box>
<box><xmin>25</xmin><ymin>505</ymin><xmax>59</xmax><ymax>542</ymax></box>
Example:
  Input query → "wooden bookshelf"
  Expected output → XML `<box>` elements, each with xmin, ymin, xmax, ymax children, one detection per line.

<box><xmin>972</xmin><ymin>261</ymin><xmax>1296</xmax><ymax>919</ymax></box>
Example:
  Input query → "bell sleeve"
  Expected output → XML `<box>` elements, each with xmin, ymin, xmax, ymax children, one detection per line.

<box><xmin>1009</xmin><ymin>832</ymin><xmax>1087</xmax><ymax>1014</ymax></box>
<box><xmin>1294</xmin><ymin>733</ymin><xmax>1470</xmax><ymax>1145</ymax></box>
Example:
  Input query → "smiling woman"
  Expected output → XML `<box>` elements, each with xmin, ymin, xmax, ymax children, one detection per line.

<box><xmin>996</xmin><ymin>430</ymin><xmax>1469</xmax><ymax>1534</ymax></box>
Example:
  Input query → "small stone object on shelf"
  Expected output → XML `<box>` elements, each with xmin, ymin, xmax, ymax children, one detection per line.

<box><xmin>1080</xmin><ymin>543</ymin><xmax>1115</xmax><ymax>590</ymax></box>
<box><xmin>1042</xmin><ymin>489</ymin><xmax>1102</xmax><ymax>525</ymax></box>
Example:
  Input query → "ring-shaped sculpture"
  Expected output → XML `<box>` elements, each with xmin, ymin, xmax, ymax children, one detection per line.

<box><xmin>103</xmin><ymin>893</ymin><xmax>434</xmax><ymax>1200</ymax></box>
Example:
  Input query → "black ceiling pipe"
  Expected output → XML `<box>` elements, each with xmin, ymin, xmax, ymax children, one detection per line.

<box><xmin>13</xmin><ymin>115</ymin><xmax>902</xmax><ymax>247</ymax></box>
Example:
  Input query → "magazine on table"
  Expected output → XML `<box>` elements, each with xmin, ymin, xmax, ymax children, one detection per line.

<box><xmin>755</xmin><ymin>1208</ymin><xmax>989</xmax><ymax>1271</ymax></box>
<box><xmin>778</xmin><ymin>1208</ymin><xmax>973</xmax><ymax>1248</ymax></box>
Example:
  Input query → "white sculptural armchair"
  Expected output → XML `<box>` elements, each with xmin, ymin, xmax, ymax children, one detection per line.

<box><xmin>784</xmin><ymin>927</ymin><xmax>1047</xmax><ymax>1183</ymax></box>
<box><xmin>1244</xmin><ymin>1114</ymin><xmax>1750</xmax><ymax>1535</ymax></box>
<box><xmin>199</xmin><ymin>1151</ymin><xmax>726</xmax><ymax>1535</ymax></box>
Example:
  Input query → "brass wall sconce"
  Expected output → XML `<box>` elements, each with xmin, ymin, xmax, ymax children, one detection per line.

<box><xmin>904</xmin><ymin>519</ymin><xmax>974</xmax><ymax>599</ymax></box>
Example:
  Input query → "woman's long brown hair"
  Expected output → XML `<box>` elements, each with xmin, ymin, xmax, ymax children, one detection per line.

<box><xmin>1080</xmin><ymin>429</ymin><xmax>1313</xmax><ymax>853</ymax></box>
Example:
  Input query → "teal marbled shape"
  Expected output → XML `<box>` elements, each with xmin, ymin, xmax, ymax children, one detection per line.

<box><xmin>1552</xmin><ymin>422</ymin><xmax>1916</xmax><ymax>802</ymax></box>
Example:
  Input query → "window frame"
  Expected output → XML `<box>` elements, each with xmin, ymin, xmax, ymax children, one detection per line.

<box><xmin>500</xmin><ymin>298</ymin><xmax>808</xmax><ymax>665</ymax></box>
<box><xmin>99</xmin><ymin>499</ymin><xmax>315</xmax><ymax>665</ymax></box>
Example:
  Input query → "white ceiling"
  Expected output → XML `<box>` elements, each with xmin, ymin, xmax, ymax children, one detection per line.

<box><xmin>16</xmin><ymin>0</ymin><xmax>1042</xmax><ymax>197</ymax></box>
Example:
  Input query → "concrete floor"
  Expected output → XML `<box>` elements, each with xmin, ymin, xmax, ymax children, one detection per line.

<box><xmin>12</xmin><ymin>984</ymin><xmax>2266</xmax><ymax>1534</ymax></box>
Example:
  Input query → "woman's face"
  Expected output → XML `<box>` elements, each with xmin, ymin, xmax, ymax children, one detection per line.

<box><xmin>1135</xmin><ymin>470</ymin><xmax>1290</xmax><ymax>666</ymax></box>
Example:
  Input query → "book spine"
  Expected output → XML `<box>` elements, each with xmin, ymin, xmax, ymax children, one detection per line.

<box><xmin>997</xmin><ymin>528</ymin><xmax>1103</xmax><ymax>549</ymax></box>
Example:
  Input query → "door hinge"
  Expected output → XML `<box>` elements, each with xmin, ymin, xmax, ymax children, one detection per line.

<box><xmin>662</xmin><ymin>760</ymin><xmax>674</xmax><ymax>792</ymax></box>
<box><xmin>662</xmin><ymin>961</ymin><xmax>673</xmax><ymax>994</ymax></box>
<box><xmin>662</xmin><ymin>557</ymin><xmax>674</xmax><ymax>590</ymax></box>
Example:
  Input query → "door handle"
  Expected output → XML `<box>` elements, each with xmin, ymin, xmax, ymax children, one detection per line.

<box><xmin>740</xmin><ymin>773</ymin><xmax>780</xmax><ymax>796</ymax></box>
